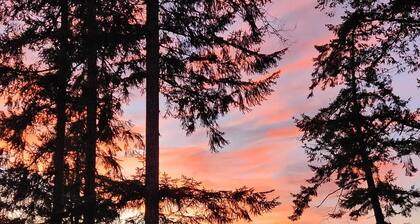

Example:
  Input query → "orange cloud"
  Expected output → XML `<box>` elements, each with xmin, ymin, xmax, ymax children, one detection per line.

<box><xmin>266</xmin><ymin>126</ymin><xmax>300</xmax><ymax>139</ymax></box>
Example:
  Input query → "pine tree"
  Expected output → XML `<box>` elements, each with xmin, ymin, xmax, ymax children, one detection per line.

<box><xmin>290</xmin><ymin>31</ymin><xmax>420</xmax><ymax>223</ymax></box>
<box><xmin>137</xmin><ymin>0</ymin><xmax>286</xmax><ymax>222</ymax></box>
<box><xmin>144</xmin><ymin>0</ymin><xmax>160</xmax><ymax>222</ymax></box>
<box><xmin>290</xmin><ymin>1</ymin><xmax>420</xmax><ymax>222</ymax></box>
<box><xmin>83</xmin><ymin>0</ymin><xmax>99</xmax><ymax>222</ymax></box>
<box><xmin>103</xmin><ymin>172</ymin><xmax>280</xmax><ymax>224</ymax></box>
<box><xmin>0</xmin><ymin>1</ymin><xmax>73</xmax><ymax>222</ymax></box>
<box><xmin>0</xmin><ymin>1</ymin><xmax>285</xmax><ymax>223</ymax></box>
<box><xmin>0</xmin><ymin>1</ymin><xmax>143</xmax><ymax>222</ymax></box>
<box><xmin>315</xmin><ymin>0</ymin><xmax>419</xmax><ymax>82</ymax></box>
<box><xmin>52</xmin><ymin>0</ymin><xmax>71</xmax><ymax>222</ymax></box>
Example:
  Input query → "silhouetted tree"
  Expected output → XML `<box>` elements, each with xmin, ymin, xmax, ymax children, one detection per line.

<box><xmin>290</xmin><ymin>29</ymin><xmax>420</xmax><ymax>223</ymax></box>
<box><xmin>0</xmin><ymin>1</ymin><xmax>143</xmax><ymax>223</ymax></box>
<box><xmin>83</xmin><ymin>0</ymin><xmax>99</xmax><ymax>222</ymax></box>
<box><xmin>315</xmin><ymin>0</ymin><xmax>419</xmax><ymax>83</ymax></box>
<box><xmin>94</xmin><ymin>172</ymin><xmax>280</xmax><ymax>224</ymax></box>
<box><xmin>0</xmin><ymin>1</ymin><xmax>73</xmax><ymax>223</ymax></box>
<box><xmin>0</xmin><ymin>102</ymin><xmax>142</xmax><ymax>223</ymax></box>
<box><xmin>0</xmin><ymin>160</ymin><xmax>279</xmax><ymax>224</ymax></box>
<box><xmin>139</xmin><ymin>0</ymin><xmax>286</xmax><ymax>222</ymax></box>
<box><xmin>0</xmin><ymin>164</ymin><xmax>51</xmax><ymax>222</ymax></box>
<box><xmin>292</xmin><ymin>1</ymin><xmax>420</xmax><ymax>222</ymax></box>
<box><xmin>53</xmin><ymin>0</ymin><xmax>71</xmax><ymax>222</ymax></box>
<box><xmin>144</xmin><ymin>0</ymin><xmax>160</xmax><ymax>222</ymax></box>
<box><xmin>0</xmin><ymin>0</ymin><xmax>284</xmax><ymax>223</ymax></box>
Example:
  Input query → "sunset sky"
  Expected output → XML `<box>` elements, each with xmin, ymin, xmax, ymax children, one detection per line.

<box><xmin>120</xmin><ymin>1</ymin><xmax>420</xmax><ymax>223</ymax></box>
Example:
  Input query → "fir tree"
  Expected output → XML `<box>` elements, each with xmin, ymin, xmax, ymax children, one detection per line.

<box><xmin>0</xmin><ymin>1</ymin><xmax>73</xmax><ymax>222</ymax></box>
<box><xmin>290</xmin><ymin>31</ymin><xmax>420</xmax><ymax>223</ymax></box>
<box><xmin>0</xmin><ymin>1</ymin><xmax>143</xmax><ymax>223</ymax></box>
<box><xmin>315</xmin><ymin>0</ymin><xmax>419</xmax><ymax>82</ymax></box>
<box><xmin>290</xmin><ymin>1</ymin><xmax>420</xmax><ymax>222</ymax></box>
<box><xmin>137</xmin><ymin>0</ymin><xmax>286</xmax><ymax>221</ymax></box>
<box><xmin>0</xmin><ymin>1</ymin><xmax>284</xmax><ymax>223</ymax></box>
<box><xmin>52</xmin><ymin>0</ymin><xmax>71</xmax><ymax>222</ymax></box>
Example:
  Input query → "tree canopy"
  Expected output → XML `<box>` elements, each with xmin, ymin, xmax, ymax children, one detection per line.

<box><xmin>290</xmin><ymin>0</ymin><xmax>420</xmax><ymax>223</ymax></box>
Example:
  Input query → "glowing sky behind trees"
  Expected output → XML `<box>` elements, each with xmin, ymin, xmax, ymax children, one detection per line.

<box><xmin>119</xmin><ymin>0</ymin><xmax>420</xmax><ymax>223</ymax></box>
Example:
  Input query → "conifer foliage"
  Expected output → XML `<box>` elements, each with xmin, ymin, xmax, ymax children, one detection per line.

<box><xmin>0</xmin><ymin>0</ymin><xmax>284</xmax><ymax>223</ymax></box>
<box><xmin>142</xmin><ymin>0</ymin><xmax>286</xmax><ymax>222</ymax></box>
<box><xmin>290</xmin><ymin>0</ymin><xmax>420</xmax><ymax>223</ymax></box>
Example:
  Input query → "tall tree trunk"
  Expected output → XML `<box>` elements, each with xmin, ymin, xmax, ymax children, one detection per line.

<box><xmin>84</xmin><ymin>0</ymin><xmax>98</xmax><ymax>223</ymax></box>
<box><xmin>52</xmin><ymin>1</ymin><xmax>70</xmax><ymax>223</ymax></box>
<box><xmin>144</xmin><ymin>0</ymin><xmax>160</xmax><ymax>223</ymax></box>
<box><xmin>361</xmin><ymin>154</ymin><xmax>386</xmax><ymax>224</ymax></box>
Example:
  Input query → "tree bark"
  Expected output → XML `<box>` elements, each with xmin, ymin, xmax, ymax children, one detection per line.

<box><xmin>84</xmin><ymin>0</ymin><xmax>98</xmax><ymax>223</ymax></box>
<box><xmin>52</xmin><ymin>1</ymin><xmax>70</xmax><ymax>223</ymax></box>
<box><xmin>144</xmin><ymin>0</ymin><xmax>160</xmax><ymax>223</ymax></box>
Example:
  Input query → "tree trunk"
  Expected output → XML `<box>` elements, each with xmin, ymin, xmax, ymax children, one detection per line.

<box><xmin>348</xmin><ymin>38</ymin><xmax>386</xmax><ymax>224</ymax></box>
<box><xmin>361</xmin><ymin>154</ymin><xmax>386</xmax><ymax>224</ymax></box>
<box><xmin>144</xmin><ymin>0</ymin><xmax>160</xmax><ymax>223</ymax></box>
<box><xmin>84</xmin><ymin>0</ymin><xmax>98</xmax><ymax>223</ymax></box>
<box><xmin>72</xmin><ymin>153</ymin><xmax>82</xmax><ymax>224</ymax></box>
<box><xmin>52</xmin><ymin>1</ymin><xmax>70</xmax><ymax>223</ymax></box>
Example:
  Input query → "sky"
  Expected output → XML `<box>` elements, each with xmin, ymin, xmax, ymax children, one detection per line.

<box><xmin>120</xmin><ymin>1</ymin><xmax>420</xmax><ymax>223</ymax></box>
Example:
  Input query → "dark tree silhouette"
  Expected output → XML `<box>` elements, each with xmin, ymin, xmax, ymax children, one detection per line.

<box><xmin>0</xmin><ymin>105</ymin><xmax>141</xmax><ymax>223</ymax></box>
<box><xmin>52</xmin><ymin>0</ymin><xmax>71</xmax><ymax>222</ymax></box>
<box><xmin>144</xmin><ymin>0</ymin><xmax>160</xmax><ymax>223</ymax></box>
<box><xmin>0</xmin><ymin>161</ymin><xmax>279</xmax><ymax>223</ymax></box>
<box><xmin>0</xmin><ymin>1</ymin><xmax>73</xmax><ymax>223</ymax></box>
<box><xmin>290</xmin><ymin>1</ymin><xmax>420</xmax><ymax>223</ymax></box>
<box><xmin>0</xmin><ymin>0</ymin><xmax>143</xmax><ymax>222</ymax></box>
<box><xmin>138</xmin><ymin>0</ymin><xmax>286</xmax><ymax>222</ymax></box>
<box><xmin>83</xmin><ymin>0</ymin><xmax>99</xmax><ymax>222</ymax></box>
<box><xmin>91</xmin><ymin>172</ymin><xmax>280</xmax><ymax>224</ymax></box>
<box><xmin>290</xmin><ymin>28</ymin><xmax>420</xmax><ymax>224</ymax></box>
<box><xmin>0</xmin><ymin>0</ymin><xmax>284</xmax><ymax>223</ymax></box>
<box><xmin>315</xmin><ymin>0</ymin><xmax>419</xmax><ymax>82</ymax></box>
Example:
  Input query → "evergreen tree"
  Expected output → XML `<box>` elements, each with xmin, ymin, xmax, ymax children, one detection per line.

<box><xmin>83</xmin><ymin>0</ymin><xmax>99</xmax><ymax>222</ymax></box>
<box><xmin>290</xmin><ymin>31</ymin><xmax>420</xmax><ymax>223</ymax></box>
<box><xmin>137</xmin><ymin>0</ymin><xmax>286</xmax><ymax>222</ymax></box>
<box><xmin>144</xmin><ymin>0</ymin><xmax>160</xmax><ymax>222</ymax></box>
<box><xmin>315</xmin><ymin>0</ymin><xmax>419</xmax><ymax>83</ymax></box>
<box><xmin>104</xmin><ymin>172</ymin><xmax>279</xmax><ymax>224</ymax></box>
<box><xmin>0</xmin><ymin>1</ymin><xmax>73</xmax><ymax>223</ymax></box>
<box><xmin>53</xmin><ymin>0</ymin><xmax>71</xmax><ymax>222</ymax></box>
<box><xmin>0</xmin><ymin>0</ymin><xmax>143</xmax><ymax>222</ymax></box>
<box><xmin>0</xmin><ymin>1</ymin><xmax>284</xmax><ymax>223</ymax></box>
<box><xmin>290</xmin><ymin>1</ymin><xmax>420</xmax><ymax>222</ymax></box>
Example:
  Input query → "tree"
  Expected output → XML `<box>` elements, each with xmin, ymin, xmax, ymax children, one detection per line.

<box><xmin>0</xmin><ymin>161</ymin><xmax>279</xmax><ymax>224</ymax></box>
<box><xmin>289</xmin><ymin>25</ymin><xmax>420</xmax><ymax>224</ymax></box>
<box><xmin>0</xmin><ymin>0</ymin><xmax>285</xmax><ymax>223</ymax></box>
<box><xmin>315</xmin><ymin>0</ymin><xmax>419</xmax><ymax>82</ymax></box>
<box><xmin>290</xmin><ymin>1</ymin><xmax>420</xmax><ymax>222</ymax></box>
<box><xmin>144</xmin><ymin>0</ymin><xmax>160</xmax><ymax>223</ymax></box>
<box><xmin>0</xmin><ymin>1</ymin><xmax>143</xmax><ymax>223</ymax></box>
<box><xmin>0</xmin><ymin>1</ymin><xmax>73</xmax><ymax>223</ymax></box>
<box><xmin>52</xmin><ymin>0</ymin><xmax>71</xmax><ymax>222</ymax></box>
<box><xmin>83</xmin><ymin>0</ymin><xmax>99</xmax><ymax>222</ymax></box>
<box><xmin>103</xmin><ymin>172</ymin><xmax>279</xmax><ymax>224</ymax></box>
<box><xmin>139</xmin><ymin>0</ymin><xmax>286</xmax><ymax>222</ymax></box>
